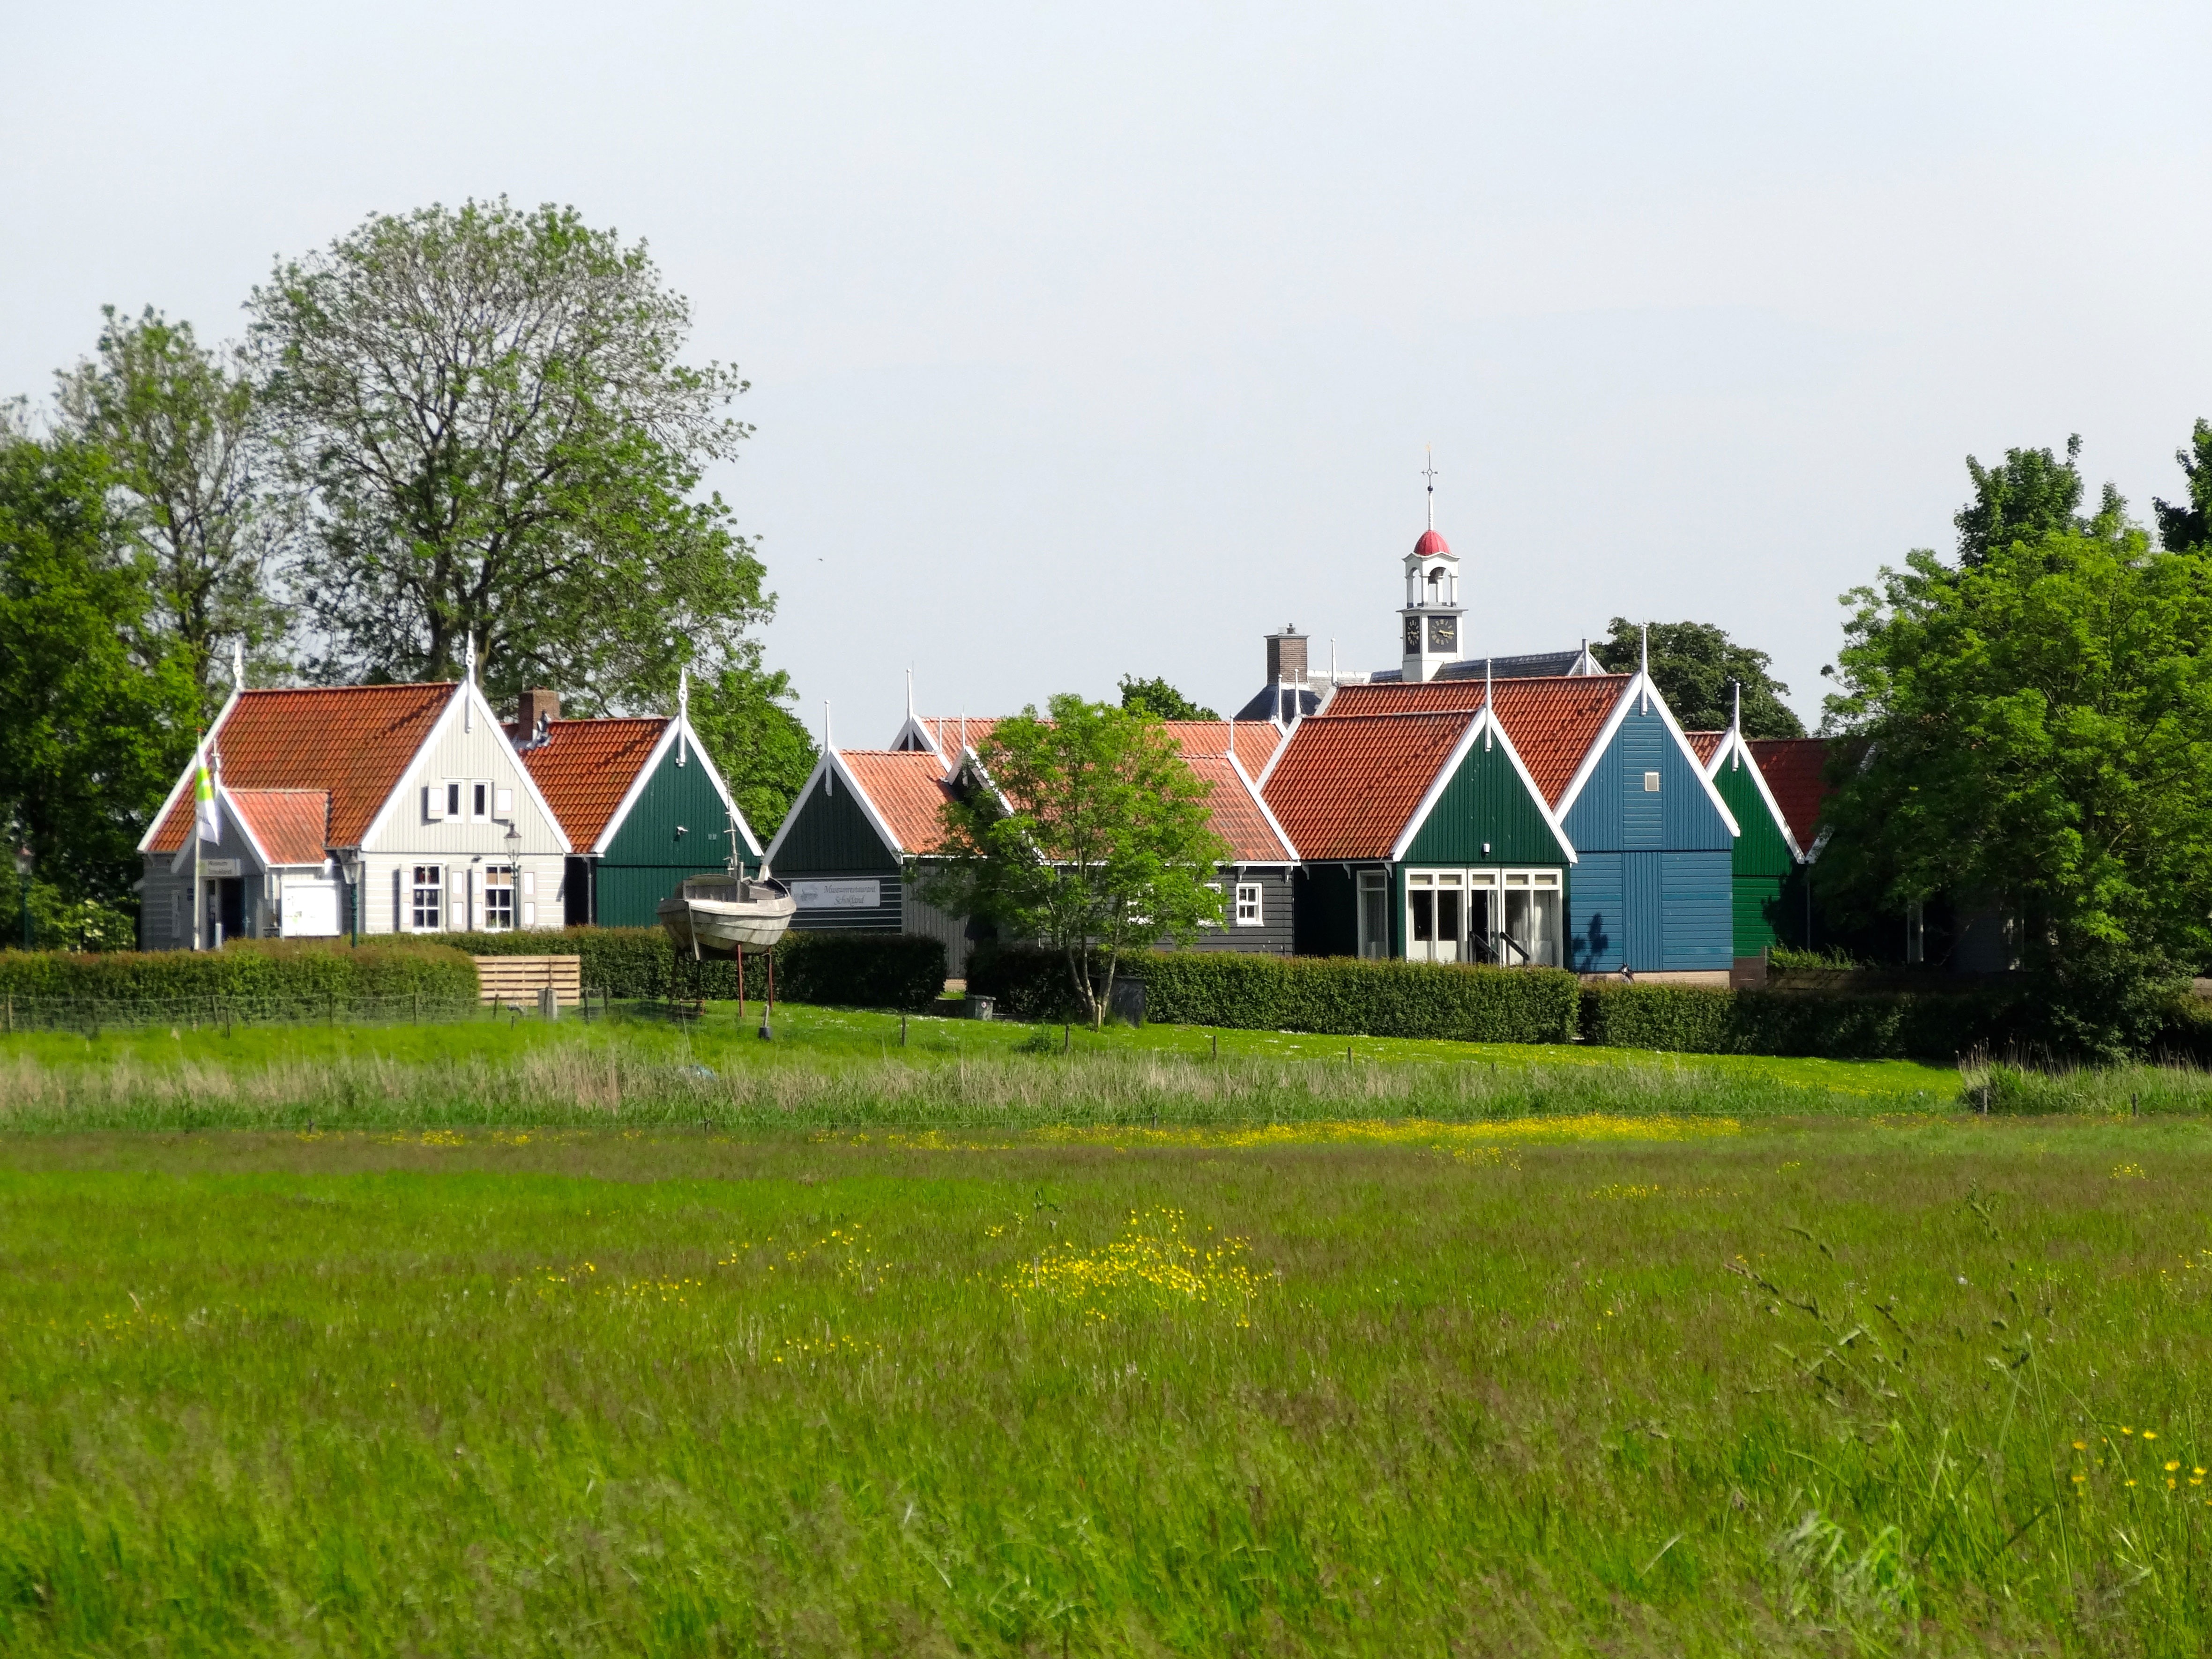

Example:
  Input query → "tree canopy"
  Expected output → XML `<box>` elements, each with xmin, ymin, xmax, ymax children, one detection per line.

<box><xmin>1817</xmin><ymin>523</ymin><xmax>2212</xmax><ymax>1055</ymax></box>
<box><xmin>0</xmin><ymin>418</ymin><xmax>197</xmax><ymax>927</ymax></box>
<box><xmin>55</xmin><ymin>306</ymin><xmax>286</xmax><ymax>717</ymax></box>
<box><xmin>925</xmin><ymin>696</ymin><xmax>1227</xmax><ymax>1027</ymax></box>
<box><xmin>249</xmin><ymin>199</ymin><xmax>769</xmax><ymax>713</ymax></box>
<box><xmin>1953</xmin><ymin>434</ymin><xmax>2128</xmax><ymax>566</ymax></box>
<box><xmin>1117</xmin><ymin>675</ymin><xmax>1218</xmax><ymax>722</ymax></box>
<box><xmin>2153</xmin><ymin>418</ymin><xmax>2212</xmax><ymax>553</ymax></box>
<box><xmin>1591</xmin><ymin>618</ymin><xmax>1802</xmax><ymax>737</ymax></box>
<box><xmin>684</xmin><ymin>647</ymin><xmax>818</xmax><ymax>839</ymax></box>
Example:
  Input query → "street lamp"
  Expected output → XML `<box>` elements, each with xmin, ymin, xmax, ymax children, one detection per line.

<box><xmin>11</xmin><ymin>842</ymin><xmax>30</xmax><ymax>951</ymax></box>
<box><xmin>339</xmin><ymin>851</ymin><xmax>361</xmax><ymax>946</ymax></box>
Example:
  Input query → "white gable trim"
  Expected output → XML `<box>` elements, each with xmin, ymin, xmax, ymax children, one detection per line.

<box><xmin>354</xmin><ymin>680</ymin><xmax>574</xmax><ymax>855</ymax></box>
<box><xmin>886</xmin><ymin>713</ymin><xmax>947</xmax><ymax>763</ymax></box>
<box><xmin>1551</xmin><ymin>672</ymin><xmax>1742</xmax><ymax>839</ymax></box>
<box><xmin>761</xmin><ymin>750</ymin><xmax>908</xmax><ymax>865</ymax></box>
<box><xmin>674</xmin><ymin>716</ymin><xmax>763</xmax><ymax>857</ymax></box>
<box><xmin>137</xmin><ymin>684</ymin><xmax>243</xmax><ymax>855</ymax></box>
<box><xmin>587</xmin><ymin>716</ymin><xmax>763</xmax><ymax>859</ymax></box>
<box><xmin>1702</xmin><ymin>728</ymin><xmax>1805</xmax><ymax>863</ymax></box>
<box><xmin>1389</xmin><ymin>707</ymin><xmax>1578</xmax><ymax>865</ymax></box>
<box><xmin>1227</xmin><ymin>750</ymin><xmax>1302</xmax><ymax>865</ymax></box>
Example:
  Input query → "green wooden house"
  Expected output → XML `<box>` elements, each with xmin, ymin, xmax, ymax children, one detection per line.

<box><xmin>1694</xmin><ymin>722</ymin><xmax>1806</xmax><ymax>961</ymax></box>
<box><xmin>512</xmin><ymin>693</ymin><xmax>760</xmax><ymax>927</ymax></box>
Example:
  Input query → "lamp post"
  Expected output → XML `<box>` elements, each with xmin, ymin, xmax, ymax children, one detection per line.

<box><xmin>11</xmin><ymin>841</ymin><xmax>30</xmax><ymax>951</ymax></box>
<box><xmin>340</xmin><ymin>851</ymin><xmax>360</xmax><ymax>946</ymax></box>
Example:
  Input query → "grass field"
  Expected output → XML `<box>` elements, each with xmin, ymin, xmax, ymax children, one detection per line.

<box><xmin>4</xmin><ymin>1010</ymin><xmax>2212</xmax><ymax>1653</ymax></box>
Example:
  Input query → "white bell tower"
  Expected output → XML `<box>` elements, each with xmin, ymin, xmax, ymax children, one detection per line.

<box><xmin>1400</xmin><ymin>448</ymin><xmax>1463</xmax><ymax>684</ymax></box>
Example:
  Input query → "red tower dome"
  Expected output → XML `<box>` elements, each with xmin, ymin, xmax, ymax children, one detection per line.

<box><xmin>1412</xmin><ymin>528</ymin><xmax>1452</xmax><ymax>558</ymax></box>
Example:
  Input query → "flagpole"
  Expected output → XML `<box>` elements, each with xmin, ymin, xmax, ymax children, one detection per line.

<box><xmin>193</xmin><ymin>729</ymin><xmax>204</xmax><ymax>952</ymax></box>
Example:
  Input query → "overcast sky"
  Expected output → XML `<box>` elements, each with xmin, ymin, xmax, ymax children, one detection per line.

<box><xmin>5</xmin><ymin>2</ymin><xmax>2210</xmax><ymax>737</ymax></box>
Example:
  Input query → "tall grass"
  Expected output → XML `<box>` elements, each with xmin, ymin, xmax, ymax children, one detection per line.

<box><xmin>0</xmin><ymin>1125</ymin><xmax>2208</xmax><ymax>1653</ymax></box>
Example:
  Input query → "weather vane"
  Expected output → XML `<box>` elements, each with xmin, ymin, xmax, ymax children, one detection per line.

<box><xmin>1423</xmin><ymin>446</ymin><xmax>1438</xmax><ymax>530</ymax></box>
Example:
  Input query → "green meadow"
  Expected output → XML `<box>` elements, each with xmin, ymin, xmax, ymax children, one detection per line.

<box><xmin>3</xmin><ymin>1009</ymin><xmax>2212</xmax><ymax>1654</ymax></box>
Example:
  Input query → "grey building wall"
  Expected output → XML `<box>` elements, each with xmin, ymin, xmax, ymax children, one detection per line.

<box><xmin>1184</xmin><ymin>866</ymin><xmax>1295</xmax><ymax>955</ymax></box>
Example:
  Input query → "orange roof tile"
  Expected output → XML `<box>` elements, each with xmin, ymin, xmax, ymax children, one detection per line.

<box><xmin>1318</xmin><ymin>675</ymin><xmax>1629</xmax><ymax>806</ymax></box>
<box><xmin>1261</xmin><ymin>709</ymin><xmax>1478</xmax><ymax>861</ymax></box>
<box><xmin>224</xmin><ymin>790</ymin><xmax>330</xmax><ymax>866</ymax></box>
<box><xmin>1747</xmin><ymin>738</ymin><xmax>1839</xmax><ymax>849</ymax></box>
<box><xmin>839</xmin><ymin>751</ymin><xmax>961</xmax><ymax>854</ymax></box>
<box><xmin>1179</xmin><ymin>752</ymin><xmax>1295</xmax><ymax>862</ymax></box>
<box><xmin>1161</xmin><ymin>719</ymin><xmax>1284</xmax><ymax>777</ymax></box>
<box><xmin>514</xmin><ymin>717</ymin><xmax>667</xmax><ymax>852</ymax></box>
<box><xmin>911</xmin><ymin>716</ymin><xmax>1003</xmax><ymax>760</ymax></box>
<box><xmin>149</xmin><ymin>684</ymin><xmax>456</xmax><ymax>853</ymax></box>
<box><xmin>1685</xmin><ymin>730</ymin><xmax>1725</xmax><ymax>766</ymax></box>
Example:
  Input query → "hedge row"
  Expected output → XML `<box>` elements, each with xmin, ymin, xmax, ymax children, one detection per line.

<box><xmin>0</xmin><ymin>939</ymin><xmax>478</xmax><ymax>1009</ymax></box>
<box><xmin>966</xmin><ymin>945</ymin><xmax>1582</xmax><ymax>1044</ymax></box>
<box><xmin>446</xmin><ymin>927</ymin><xmax>947</xmax><ymax>1012</ymax></box>
<box><xmin>1579</xmin><ymin>982</ymin><xmax>2027</xmax><ymax>1060</ymax></box>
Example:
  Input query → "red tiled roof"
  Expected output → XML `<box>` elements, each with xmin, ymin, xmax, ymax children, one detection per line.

<box><xmin>839</xmin><ymin>751</ymin><xmax>960</xmax><ymax>854</ymax></box>
<box><xmin>225</xmin><ymin>790</ymin><xmax>330</xmax><ymax>866</ymax></box>
<box><xmin>514</xmin><ymin>717</ymin><xmax>667</xmax><ymax>852</ymax></box>
<box><xmin>1747</xmin><ymin>738</ymin><xmax>1838</xmax><ymax>849</ymax></box>
<box><xmin>149</xmin><ymin>684</ymin><xmax>455</xmax><ymax>853</ymax></box>
<box><xmin>1180</xmin><ymin>753</ymin><xmax>1295</xmax><ymax>862</ymax></box>
<box><xmin>1318</xmin><ymin>674</ymin><xmax>1628</xmax><ymax>806</ymax></box>
<box><xmin>911</xmin><ymin>716</ymin><xmax>1003</xmax><ymax>760</ymax></box>
<box><xmin>1261</xmin><ymin>709</ymin><xmax>1477</xmax><ymax>861</ymax></box>
<box><xmin>1161</xmin><ymin>719</ymin><xmax>1284</xmax><ymax>777</ymax></box>
<box><xmin>1685</xmin><ymin>730</ymin><xmax>1725</xmax><ymax>765</ymax></box>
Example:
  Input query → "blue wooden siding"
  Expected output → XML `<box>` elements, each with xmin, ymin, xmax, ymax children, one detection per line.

<box><xmin>1562</xmin><ymin>702</ymin><xmax>1735</xmax><ymax>970</ymax></box>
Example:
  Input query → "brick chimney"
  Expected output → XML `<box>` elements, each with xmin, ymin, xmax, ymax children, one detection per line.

<box><xmin>1265</xmin><ymin>625</ymin><xmax>1308</xmax><ymax>685</ymax></box>
<box><xmin>516</xmin><ymin>688</ymin><xmax>560</xmax><ymax>735</ymax></box>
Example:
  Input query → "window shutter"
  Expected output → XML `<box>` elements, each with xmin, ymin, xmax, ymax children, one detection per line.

<box><xmin>495</xmin><ymin>787</ymin><xmax>514</xmax><ymax>819</ymax></box>
<box><xmin>425</xmin><ymin>785</ymin><xmax>444</xmax><ymax>822</ymax></box>
<box><xmin>521</xmin><ymin>870</ymin><xmax>535</xmax><ymax>897</ymax></box>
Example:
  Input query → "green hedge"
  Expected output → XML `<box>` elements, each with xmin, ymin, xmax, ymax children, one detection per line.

<box><xmin>446</xmin><ymin>927</ymin><xmax>946</xmax><ymax>1012</ymax></box>
<box><xmin>1579</xmin><ymin>982</ymin><xmax>2025</xmax><ymax>1060</ymax></box>
<box><xmin>967</xmin><ymin>944</ymin><xmax>1581</xmax><ymax>1043</ymax></box>
<box><xmin>0</xmin><ymin>939</ymin><xmax>477</xmax><ymax>1010</ymax></box>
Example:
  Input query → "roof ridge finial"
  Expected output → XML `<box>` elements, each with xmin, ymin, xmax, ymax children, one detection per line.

<box><xmin>905</xmin><ymin>667</ymin><xmax>914</xmax><ymax>722</ymax></box>
<box><xmin>678</xmin><ymin>667</ymin><xmax>688</xmax><ymax>766</ymax></box>
<box><xmin>1423</xmin><ymin>444</ymin><xmax>1437</xmax><ymax>532</ymax></box>
<box><xmin>1731</xmin><ymin>678</ymin><xmax>1742</xmax><ymax>770</ymax></box>
<box><xmin>823</xmin><ymin>701</ymin><xmax>834</xmax><ymax>796</ymax></box>
<box><xmin>1639</xmin><ymin>623</ymin><xmax>1650</xmax><ymax>714</ymax></box>
<box><xmin>231</xmin><ymin>639</ymin><xmax>245</xmax><ymax>690</ymax></box>
<box><xmin>1484</xmin><ymin>655</ymin><xmax>1493</xmax><ymax>751</ymax></box>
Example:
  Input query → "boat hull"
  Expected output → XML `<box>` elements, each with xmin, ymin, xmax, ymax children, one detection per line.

<box><xmin>656</xmin><ymin>888</ymin><xmax>796</xmax><ymax>958</ymax></box>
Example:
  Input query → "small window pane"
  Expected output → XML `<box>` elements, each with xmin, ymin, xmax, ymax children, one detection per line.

<box><xmin>1235</xmin><ymin>883</ymin><xmax>1262</xmax><ymax>925</ymax></box>
<box><xmin>410</xmin><ymin>865</ymin><xmax>442</xmax><ymax>930</ymax></box>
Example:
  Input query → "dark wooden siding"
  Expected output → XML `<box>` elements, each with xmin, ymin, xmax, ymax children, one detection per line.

<box><xmin>1183</xmin><ymin>867</ymin><xmax>1294</xmax><ymax>955</ymax></box>
<box><xmin>1293</xmin><ymin>863</ymin><xmax>1364</xmax><ymax>956</ymax></box>
<box><xmin>770</xmin><ymin>774</ymin><xmax>901</xmax><ymax>873</ymax></box>
<box><xmin>1402</xmin><ymin>739</ymin><xmax>1565</xmax><ymax>866</ymax></box>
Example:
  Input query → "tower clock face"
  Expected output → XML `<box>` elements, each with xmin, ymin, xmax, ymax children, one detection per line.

<box><xmin>1403</xmin><ymin>617</ymin><xmax>1422</xmax><ymax>652</ymax></box>
<box><xmin>1428</xmin><ymin>615</ymin><xmax>1459</xmax><ymax>653</ymax></box>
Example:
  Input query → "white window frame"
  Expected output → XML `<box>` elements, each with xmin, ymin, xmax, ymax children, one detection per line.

<box><xmin>444</xmin><ymin>780</ymin><xmax>463</xmax><ymax>820</ymax></box>
<box><xmin>1402</xmin><ymin>865</ymin><xmax>1563</xmax><ymax>968</ymax></box>
<box><xmin>483</xmin><ymin>864</ymin><xmax>516</xmax><ymax>932</ymax></box>
<box><xmin>470</xmin><ymin>781</ymin><xmax>490</xmax><ymax>823</ymax></box>
<box><xmin>409</xmin><ymin>864</ymin><xmax>443</xmax><ymax>932</ymax></box>
<box><xmin>1356</xmin><ymin>869</ymin><xmax>1390</xmax><ymax>960</ymax></box>
<box><xmin>1234</xmin><ymin>881</ymin><xmax>1263</xmax><ymax>926</ymax></box>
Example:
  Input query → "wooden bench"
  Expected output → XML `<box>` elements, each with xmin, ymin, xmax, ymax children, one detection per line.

<box><xmin>472</xmin><ymin>955</ymin><xmax>582</xmax><ymax>1007</ymax></box>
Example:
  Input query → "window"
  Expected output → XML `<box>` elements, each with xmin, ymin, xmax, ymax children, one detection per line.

<box><xmin>1405</xmin><ymin>866</ymin><xmax>1560</xmax><ymax>967</ymax></box>
<box><xmin>1235</xmin><ymin>883</ymin><xmax>1263</xmax><ymax>926</ymax></box>
<box><xmin>484</xmin><ymin>866</ymin><xmax>515</xmax><ymax>931</ymax></box>
<box><xmin>1643</xmin><ymin>771</ymin><xmax>1661</xmax><ymax>793</ymax></box>
<box><xmin>410</xmin><ymin>865</ymin><xmax>443</xmax><ymax>931</ymax></box>
<box><xmin>470</xmin><ymin>781</ymin><xmax>489</xmax><ymax>822</ymax></box>
<box><xmin>445</xmin><ymin>781</ymin><xmax>462</xmax><ymax>819</ymax></box>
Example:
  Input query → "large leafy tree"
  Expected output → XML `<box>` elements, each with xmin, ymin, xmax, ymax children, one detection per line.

<box><xmin>248</xmin><ymin>199</ymin><xmax>771</xmax><ymax>713</ymax></box>
<box><xmin>1953</xmin><ymin>433</ymin><xmax>2127</xmax><ymax>566</ymax></box>
<box><xmin>926</xmin><ymin>696</ymin><xmax>1227</xmax><ymax>1028</ymax></box>
<box><xmin>1118</xmin><ymin>674</ymin><xmax>1217</xmax><ymax>722</ymax></box>
<box><xmin>0</xmin><ymin>416</ymin><xmax>198</xmax><ymax>935</ymax></box>
<box><xmin>1818</xmin><ymin>513</ymin><xmax>2212</xmax><ymax>1057</ymax></box>
<box><xmin>55</xmin><ymin>306</ymin><xmax>288</xmax><ymax>715</ymax></box>
<box><xmin>1591</xmin><ymin>618</ymin><xmax>1802</xmax><ymax>737</ymax></box>
<box><xmin>2153</xmin><ymin>417</ymin><xmax>2212</xmax><ymax>553</ymax></box>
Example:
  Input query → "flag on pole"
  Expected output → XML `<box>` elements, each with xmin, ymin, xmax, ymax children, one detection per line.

<box><xmin>194</xmin><ymin>738</ymin><xmax>222</xmax><ymax>844</ymax></box>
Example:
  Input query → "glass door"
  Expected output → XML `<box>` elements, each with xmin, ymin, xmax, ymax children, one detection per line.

<box><xmin>1435</xmin><ymin>872</ymin><xmax>1464</xmax><ymax>963</ymax></box>
<box><xmin>1356</xmin><ymin>870</ymin><xmax>1390</xmax><ymax>959</ymax></box>
<box><xmin>1407</xmin><ymin>872</ymin><xmax>1436</xmax><ymax>962</ymax></box>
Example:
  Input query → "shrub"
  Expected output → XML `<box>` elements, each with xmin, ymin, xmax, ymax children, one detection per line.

<box><xmin>968</xmin><ymin>944</ymin><xmax>1580</xmax><ymax>1044</ymax></box>
<box><xmin>447</xmin><ymin>927</ymin><xmax>946</xmax><ymax>1011</ymax></box>
<box><xmin>1580</xmin><ymin>981</ymin><xmax>2026</xmax><ymax>1060</ymax></box>
<box><xmin>0</xmin><ymin>938</ymin><xmax>477</xmax><ymax>1012</ymax></box>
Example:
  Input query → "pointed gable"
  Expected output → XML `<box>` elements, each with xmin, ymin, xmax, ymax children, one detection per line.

<box><xmin>1261</xmin><ymin>709</ymin><xmax>1478</xmax><ymax>860</ymax></box>
<box><xmin>223</xmin><ymin>790</ymin><xmax>331</xmax><ymax>866</ymax></box>
<box><xmin>146</xmin><ymin>684</ymin><xmax>455</xmax><ymax>854</ymax></box>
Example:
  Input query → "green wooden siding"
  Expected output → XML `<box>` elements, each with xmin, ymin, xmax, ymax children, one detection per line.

<box><xmin>769</xmin><ymin>773</ymin><xmax>900</xmax><ymax>873</ymax></box>
<box><xmin>588</xmin><ymin>741</ymin><xmax>756</xmax><ymax>928</ymax></box>
<box><xmin>1401</xmin><ymin>737</ymin><xmax>1567</xmax><ymax>868</ymax></box>
<box><xmin>1711</xmin><ymin>754</ymin><xmax>1798</xmax><ymax>957</ymax></box>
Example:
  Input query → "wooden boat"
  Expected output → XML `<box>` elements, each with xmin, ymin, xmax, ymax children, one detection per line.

<box><xmin>655</xmin><ymin>871</ymin><xmax>796</xmax><ymax>959</ymax></box>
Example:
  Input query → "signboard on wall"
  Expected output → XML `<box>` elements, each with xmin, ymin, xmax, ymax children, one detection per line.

<box><xmin>281</xmin><ymin>877</ymin><xmax>342</xmax><ymax>937</ymax></box>
<box><xmin>201</xmin><ymin>859</ymin><xmax>242</xmax><ymax>878</ymax></box>
<box><xmin>790</xmin><ymin>878</ymin><xmax>881</xmax><ymax>910</ymax></box>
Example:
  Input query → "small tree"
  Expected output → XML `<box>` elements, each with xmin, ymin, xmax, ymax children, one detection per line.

<box><xmin>927</xmin><ymin>695</ymin><xmax>1227</xmax><ymax>1028</ymax></box>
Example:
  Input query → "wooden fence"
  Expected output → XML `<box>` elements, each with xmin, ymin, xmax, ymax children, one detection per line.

<box><xmin>471</xmin><ymin>955</ymin><xmax>582</xmax><ymax>1007</ymax></box>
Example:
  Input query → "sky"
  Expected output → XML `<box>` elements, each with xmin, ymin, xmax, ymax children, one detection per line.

<box><xmin>5</xmin><ymin>2</ymin><xmax>2211</xmax><ymax>739</ymax></box>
